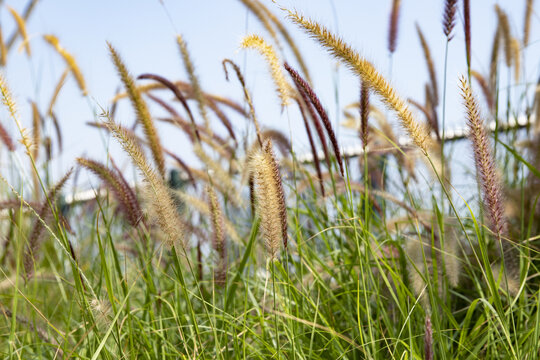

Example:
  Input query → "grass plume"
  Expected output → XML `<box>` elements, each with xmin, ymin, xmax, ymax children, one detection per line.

<box><xmin>108</xmin><ymin>43</ymin><xmax>166</xmax><ymax>178</ymax></box>
<box><xmin>7</xmin><ymin>6</ymin><xmax>31</xmax><ymax>57</ymax></box>
<box><xmin>44</xmin><ymin>35</ymin><xmax>87</xmax><ymax>96</ymax></box>
<box><xmin>206</xmin><ymin>185</ymin><xmax>227</xmax><ymax>287</ymax></box>
<box><xmin>288</xmin><ymin>11</ymin><xmax>431</xmax><ymax>152</ymax></box>
<box><xmin>0</xmin><ymin>26</ymin><xmax>6</xmax><ymax>66</ymax></box>
<box><xmin>387</xmin><ymin>0</ymin><xmax>401</xmax><ymax>53</ymax></box>
<box><xmin>104</xmin><ymin>116</ymin><xmax>183</xmax><ymax>248</ymax></box>
<box><xmin>463</xmin><ymin>0</ymin><xmax>471</xmax><ymax>69</ymax></box>
<box><xmin>176</xmin><ymin>35</ymin><xmax>210</xmax><ymax>132</ymax></box>
<box><xmin>250</xmin><ymin>140</ymin><xmax>287</xmax><ymax>258</ymax></box>
<box><xmin>241</xmin><ymin>34</ymin><xmax>292</xmax><ymax>107</ymax></box>
<box><xmin>523</xmin><ymin>0</ymin><xmax>534</xmax><ymax>46</ymax></box>
<box><xmin>460</xmin><ymin>76</ymin><xmax>507</xmax><ymax>238</ymax></box>
<box><xmin>77</xmin><ymin>157</ymin><xmax>143</xmax><ymax>227</ymax></box>
<box><xmin>0</xmin><ymin>120</ymin><xmax>15</xmax><ymax>151</ymax></box>
<box><xmin>495</xmin><ymin>5</ymin><xmax>513</xmax><ymax>68</ymax></box>
<box><xmin>360</xmin><ymin>80</ymin><xmax>370</xmax><ymax>149</ymax></box>
<box><xmin>416</xmin><ymin>24</ymin><xmax>439</xmax><ymax>106</ymax></box>
<box><xmin>285</xmin><ymin>62</ymin><xmax>344</xmax><ymax>176</ymax></box>
<box><xmin>442</xmin><ymin>0</ymin><xmax>458</xmax><ymax>40</ymax></box>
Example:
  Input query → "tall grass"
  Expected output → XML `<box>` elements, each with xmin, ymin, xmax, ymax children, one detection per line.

<box><xmin>0</xmin><ymin>0</ymin><xmax>540</xmax><ymax>359</ymax></box>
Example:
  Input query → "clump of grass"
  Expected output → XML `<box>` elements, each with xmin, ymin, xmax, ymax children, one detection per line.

<box><xmin>3</xmin><ymin>2</ymin><xmax>540</xmax><ymax>358</ymax></box>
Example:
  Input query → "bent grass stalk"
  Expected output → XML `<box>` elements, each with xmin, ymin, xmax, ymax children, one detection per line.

<box><xmin>288</xmin><ymin>11</ymin><xmax>431</xmax><ymax>153</ymax></box>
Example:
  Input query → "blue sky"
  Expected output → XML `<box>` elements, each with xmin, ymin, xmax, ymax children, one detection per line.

<box><xmin>0</xmin><ymin>0</ymin><xmax>537</xmax><ymax>190</ymax></box>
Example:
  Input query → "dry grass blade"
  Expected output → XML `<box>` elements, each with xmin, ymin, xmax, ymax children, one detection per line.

<box><xmin>7</xmin><ymin>6</ymin><xmax>31</xmax><ymax>57</ymax></box>
<box><xmin>47</xmin><ymin>68</ymin><xmax>70</xmax><ymax>116</ymax></box>
<box><xmin>523</xmin><ymin>0</ymin><xmax>534</xmax><ymax>46</ymax></box>
<box><xmin>6</xmin><ymin>0</ymin><xmax>39</xmax><ymax>51</ymax></box>
<box><xmin>44</xmin><ymin>35</ymin><xmax>87</xmax><ymax>96</ymax></box>
<box><xmin>223</xmin><ymin>59</ymin><xmax>262</xmax><ymax>147</ymax></box>
<box><xmin>416</xmin><ymin>24</ymin><xmax>439</xmax><ymax>106</ymax></box>
<box><xmin>108</xmin><ymin>43</ymin><xmax>166</xmax><ymax>178</ymax></box>
<box><xmin>0</xmin><ymin>120</ymin><xmax>15</xmax><ymax>151</ymax></box>
<box><xmin>237</xmin><ymin>0</ymin><xmax>279</xmax><ymax>46</ymax></box>
<box><xmin>254</xmin><ymin>0</ymin><xmax>312</xmax><ymax>83</ymax></box>
<box><xmin>471</xmin><ymin>70</ymin><xmax>494</xmax><ymax>111</ymax></box>
<box><xmin>0</xmin><ymin>26</ymin><xmax>7</xmax><ymax>66</ymax></box>
<box><xmin>495</xmin><ymin>5</ymin><xmax>513</xmax><ymax>68</ymax></box>
<box><xmin>489</xmin><ymin>25</ymin><xmax>501</xmax><ymax>92</ymax></box>
<box><xmin>176</xmin><ymin>35</ymin><xmax>210</xmax><ymax>133</ymax></box>
<box><xmin>49</xmin><ymin>112</ymin><xmax>63</xmax><ymax>154</ymax></box>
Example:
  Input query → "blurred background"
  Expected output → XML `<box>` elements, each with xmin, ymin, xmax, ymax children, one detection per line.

<box><xmin>0</xmin><ymin>0</ymin><xmax>537</xmax><ymax>193</ymax></box>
